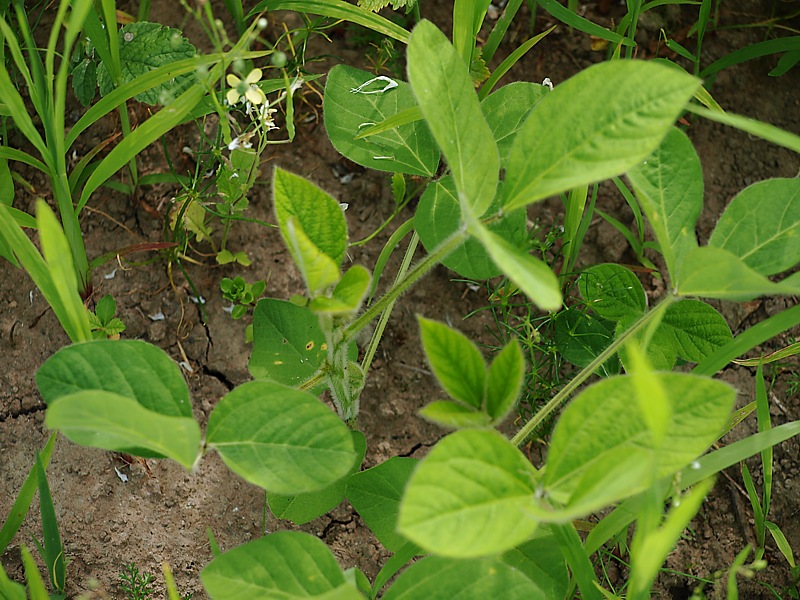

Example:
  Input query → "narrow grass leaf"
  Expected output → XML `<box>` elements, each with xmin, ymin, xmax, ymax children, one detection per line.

<box><xmin>382</xmin><ymin>556</ymin><xmax>548</xmax><ymax>599</ymax></box>
<box><xmin>503</xmin><ymin>61</ymin><xmax>699</xmax><ymax>210</ymax></box>
<box><xmin>20</xmin><ymin>546</ymin><xmax>48</xmax><ymax>600</ymax></box>
<box><xmin>45</xmin><ymin>390</ymin><xmax>201</xmax><ymax>468</ymax></box>
<box><xmin>627</xmin><ymin>127</ymin><xmax>703</xmax><ymax>283</ymax></box>
<box><xmin>700</xmin><ymin>37</ymin><xmax>800</xmax><ymax>78</ymax></box>
<box><xmin>201</xmin><ymin>532</ymin><xmax>359</xmax><ymax>598</ymax></box>
<box><xmin>537</xmin><ymin>0</ymin><xmax>632</xmax><ymax>46</ymax></box>
<box><xmin>35</xmin><ymin>454</ymin><xmax>64</xmax><ymax>593</ymax></box>
<box><xmin>708</xmin><ymin>178</ymin><xmax>800</xmax><ymax>276</ymax></box>
<box><xmin>347</xmin><ymin>457</ymin><xmax>419</xmax><ymax>553</ymax></box>
<box><xmin>0</xmin><ymin>561</ymin><xmax>25</xmax><ymax>599</ymax></box>
<box><xmin>407</xmin><ymin>20</ymin><xmax>499</xmax><ymax>217</ymax></box>
<box><xmin>207</xmin><ymin>381</ymin><xmax>356</xmax><ymax>494</ymax></box>
<box><xmin>418</xmin><ymin>316</ymin><xmax>486</xmax><ymax>409</ymax></box>
<box><xmin>398</xmin><ymin>429</ymin><xmax>539</xmax><ymax>557</ymax></box>
<box><xmin>687</xmin><ymin>104</ymin><xmax>800</xmax><ymax>154</ymax></box>
<box><xmin>37</xmin><ymin>339</ymin><xmax>191</xmax><ymax>417</ymax></box>
<box><xmin>766</xmin><ymin>522</ymin><xmax>796</xmax><ymax>568</ymax></box>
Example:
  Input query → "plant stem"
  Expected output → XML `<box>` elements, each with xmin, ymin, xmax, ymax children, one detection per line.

<box><xmin>511</xmin><ymin>293</ymin><xmax>678</xmax><ymax>447</ymax></box>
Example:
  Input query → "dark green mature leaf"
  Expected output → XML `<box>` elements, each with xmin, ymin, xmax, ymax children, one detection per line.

<box><xmin>324</xmin><ymin>65</ymin><xmax>438</xmax><ymax>177</ymax></box>
<box><xmin>482</xmin><ymin>82</ymin><xmax>549</xmax><ymax>164</ymax></box>
<box><xmin>71</xmin><ymin>57</ymin><xmax>97</xmax><ymax>106</ymax></box>
<box><xmin>97</xmin><ymin>22</ymin><xmax>196</xmax><ymax>105</ymax></box>
<box><xmin>627</xmin><ymin>127</ymin><xmax>702</xmax><ymax>284</ymax></box>
<box><xmin>37</xmin><ymin>340</ymin><xmax>191</xmax><ymax>417</ymax></box>
<box><xmin>659</xmin><ymin>299</ymin><xmax>733</xmax><ymax>363</ymax></box>
<box><xmin>398</xmin><ymin>429</ymin><xmax>539</xmax><ymax>557</ymax></box>
<box><xmin>207</xmin><ymin>381</ymin><xmax>356</xmax><ymax>494</ymax></box>
<box><xmin>503</xmin><ymin>61</ymin><xmax>700</xmax><ymax>210</ymax></box>
<box><xmin>201</xmin><ymin>532</ymin><xmax>360</xmax><ymax>598</ymax></box>
<box><xmin>579</xmin><ymin>263</ymin><xmax>646</xmax><ymax>320</ymax></box>
<box><xmin>501</xmin><ymin>527</ymin><xmax>569</xmax><ymax>599</ymax></box>
<box><xmin>382</xmin><ymin>556</ymin><xmax>548</xmax><ymax>599</ymax></box>
<box><xmin>347</xmin><ymin>457</ymin><xmax>419</xmax><ymax>553</ymax></box>
<box><xmin>709</xmin><ymin>178</ymin><xmax>800</xmax><ymax>276</ymax></box>
<box><xmin>555</xmin><ymin>308</ymin><xmax>618</xmax><ymax>376</ymax></box>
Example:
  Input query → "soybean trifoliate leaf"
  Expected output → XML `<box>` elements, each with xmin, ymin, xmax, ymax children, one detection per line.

<box><xmin>97</xmin><ymin>22</ymin><xmax>196</xmax><ymax>105</ymax></box>
<box><xmin>503</xmin><ymin>61</ymin><xmax>700</xmax><ymax>210</ymax></box>
<box><xmin>45</xmin><ymin>391</ymin><xmax>201</xmax><ymax>469</ymax></box>
<box><xmin>398</xmin><ymin>429</ymin><xmax>539</xmax><ymax>557</ymax></box>
<box><xmin>554</xmin><ymin>308</ymin><xmax>619</xmax><ymax>375</ymax></box>
<box><xmin>407</xmin><ymin>20</ymin><xmax>499</xmax><ymax>217</ymax></box>
<box><xmin>501</xmin><ymin>527</ymin><xmax>569</xmax><ymax>599</ymax></box>
<box><xmin>708</xmin><ymin>178</ymin><xmax>800</xmax><ymax>277</ymax></box>
<box><xmin>659</xmin><ymin>299</ymin><xmax>732</xmax><ymax>364</ymax></box>
<box><xmin>37</xmin><ymin>340</ymin><xmax>191</xmax><ymax>417</ymax></box>
<box><xmin>418</xmin><ymin>317</ymin><xmax>486</xmax><ymax>409</ymax></box>
<box><xmin>268</xmin><ymin>431</ymin><xmax>367</xmax><ymax>525</ymax></box>
<box><xmin>273</xmin><ymin>167</ymin><xmax>347</xmax><ymax>266</ymax></box>
<box><xmin>485</xmin><ymin>339</ymin><xmax>525</xmax><ymax>421</ymax></box>
<box><xmin>207</xmin><ymin>381</ymin><xmax>356</xmax><ymax>495</ymax></box>
<box><xmin>578</xmin><ymin>263</ymin><xmax>646</xmax><ymax>320</ymax></box>
<box><xmin>627</xmin><ymin>127</ymin><xmax>702</xmax><ymax>283</ymax></box>
<box><xmin>482</xmin><ymin>82</ymin><xmax>549</xmax><ymax>164</ymax></box>
<box><xmin>310</xmin><ymin>265</ymin><xmax>371</xmax><ymax>315</ymax></box>
<box><xmin>347</xmin><ymin>457</ymin><xmax>419</xmax><ymax>553</ymax></box>
<box><xmin>324</xmin><ymin>65</ymin><xmax>439</xmax><ymax>177</ymax></box>
<box><xmin>419</xmin><ymin>400</ymin><xmax>492</xmax><ymax>429</ymax></box>
<box><xmin>285</xmin><ymin>217</ymin><xmax>341</xmax><ymax>293</ymax></box>
<box><xmin>382</xmin><ymin>556</ymin><xmax>548</xmax><ymax>600</ymax></box>
<box><xmin>201</xmin><ymin>532</ymin><xmax>360</xmax><ymax>599</ymax></box>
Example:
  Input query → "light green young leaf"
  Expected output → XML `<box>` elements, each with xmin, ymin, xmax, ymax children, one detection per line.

<box><xmin>578</xmin><ymin>263</ymin><xmax>646</xmax><ymax>320</ymax></box>
<box><xmin>274</xmin><ymin>167</ymin><xmax>347</xmax><ymax>265</ymax></box>
<box><xmin>310</xmin><ymin>265</ymin><xmax>371</xmax><ymax>315</ymax></box>
<box><xmin>485</xmin><ymin>339</ymin><xmax>524</xmax><ymax>421</ymax></box>
<box><xmin>415</xmin><ymin>177</ymin><xmax>527</xmax><ymax>280</ymax></box>
<box><xmin>627</xmin><ymin>127</ymin><xmax>702</xmax><ymax>283</ymax></box>
<box><xmin>398</xmin><ymin>429</ymin><xmax>539</xmax><ymax>557</ymax></box>
<box><xmin>482</xmin><ymin>82</ymin><xmax>549</xmax><ymax>163</ymax></box>
<box><xmin>468</xmin><ymin>220</ymin><xmax>562</xmax><ymax>311</ymax></box>
<box><xmin>407</xmin><ymin>20</ymin><xmax>499</xmax><ymax>217</ymax></box>
<box><xmin>37</xmin><ymin>339</ymin><xmax>191</xmax><ymax>417</ymax></box>
<box><xmin>418</xmin><ymin>317</ymin><xmax>486</xmax><ymax>409</ymax></box>
<box><xmin>96</xmin><ymin>22</ymin><xmax>196</xmax><ymax>105</ymax></box>
<box><xmin>501</xmin><ymin>527</ymin><xmax>569</xmax><ymax>599</ymax></box>
<box><xmin>207</xmin><ymin>381</ymin><xmax>356</xmax><ymax>494</ymax></box>
<box><xmin>676</xmin><ymin>246</ymin><xmax>800</xmax><ymax>300</ymax></box>
<box><xmin>382</xmin><ymin>556</ymin><xmax>548</xmax><ymax>600</ymax></box>
<box><xmin>201</xmin><ymin>532</ymin><xmax>360</xmax><ymax>599</ymax></box>
<box><xmin>419</xmin><ymin>400</ymin><xmax>492</xmax><ymax>429</ymax></box>
<box><xmin>544</xmin><ymin>373</ymin><xmax>734</xmax><ymax>510</ymax></box>
<box><xmin>503</xmin><ymin>61</ymin><xmax>700</xmax><ymax>210</ymax></box>
<box><xmin>323</xmin><ymin>65</ymin><xmax>439</xmax><ymax>177</ymax></box>
<box><xmin>285</xmin><ymin>217</ymin><xmax>342</xmax><ymax>293</ymax></box>
<box><xmin>0</xmin><ymin>561</ymin><xmax>26</xmax><ymax>599</ymax></box>
<box><xmin>45</xmin><ymin>391</ymin><xmax>201</xmax><ymax>468</ymax></box>
<box><xmin>358</xmin><ymin>0</ymin><xmax>413</xmax><ymax>10</ymax></box>
<box><xmin>268</xmin><ymin>431</ymin><xmax>367</xmax><ymax>525</ymax></box>
<box><xmin>708</xmin><ymin>178</ymin><xmax>800</xmax><ymax>277</ymax></box>
<box><xmin>20</xmin><ymin>546</ymin><xmax>48</xmax><ymax>600</ymax></box>
<box><xmin>347</xmin><ymin>457</ymin><xmax>419</xmax><ymax>553</ymax></box>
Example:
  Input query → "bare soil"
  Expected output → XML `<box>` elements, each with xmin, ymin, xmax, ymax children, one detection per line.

<box><xmin>1</xmin><ymin>1</ymin><xmax>799</xmax><ymax>598</ymax></box>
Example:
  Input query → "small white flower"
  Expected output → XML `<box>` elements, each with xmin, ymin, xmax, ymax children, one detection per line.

<box><xmin>542</xmin><ymin>77</ymin><xmax>554</xmax><ymax>90</ymax></box>
<box><xmin>227</xmin><ymin>69</ymin><xmax>267</xmax><ymax>105</ymax></box>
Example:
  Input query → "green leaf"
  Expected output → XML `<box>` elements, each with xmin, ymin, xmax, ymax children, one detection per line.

<box><xmin>398</xmin><ymin>429</ymin><xmax>539</xmax><ymax>557</ymax></box>
<box><xmin>201</xmin><ymin>532</ymin><xmax>360</xmax><ymax>599</ymax></box>
<box><xmin>45</xmin><ymin>391</ymin><xmax>201</xmax><ymax>468</ymax></box>
<box><xmin>358</xmin><ymin>0</ymin><xmax>413</xmax><ymax>10</ymax></box>
<box><xmin>578</xmin><ymin>263</ymin><xmax>646</xmax><ymax>320</ymax></box>
<box><xmin>96</xmin><ymin>22</ymin><xmax>196</xmax><ymax>105</ymax></box>
<box><xmin>269</xmin><ymin>431</ymin><xmax>367</xmax><ymax>525</ymax></box>
<box><xmin>659</xmin><ymin>299</ymin><xmax>733</xmax><ymax>364</ymax></box>
<box><xmin>414</xmin><ymin>176</ymin><xmax>527</xmax><ymax>280</ymax></box>
<box><xmin>708</xmin><ymin>178</ymin><xmax>800</xmax><ymax>277</ymax></box>
<box><xmin>469</xmin><ymin>220</ymin><xmax>562</xmax><ymax>311</ymax></box>
<box><xmin>285</xmin><ymin>216</ymin><xmax>341</xmax><ymax>294</ymax></box>
<box><xmin>382</xmin><ymin>556</ymin><xmax>548</xmax><ymax>600</ymax></box>
<box><xmin>37</xmin><ymin>340</ymin><xmax>191</xmax><ymax>417</ymax></box>
<box><xmin>626</xmin><ymin>127</ymin><xmax>702</xmax><ymax>283</ymax></box>
<box><xmin>71</xmin><ymin>57</ymin><xmax>97</xmax><ymax>106</ymax></box>
<box><xmin>501</xmin><ymin>528</ymin><xmax>569</xmax><ymax>599</ymax></box>
<box><xmin>274</xmin><ymin>167</ymin><xmax>346</xmax><ymax>267</ymax></box>
<box><xmin>544</xmin><ymin>373</ymin><xmax>734</xmax><ymax>512</ymax></box>
<box><xmin>216</xmin><ymin>147</ymin><xmax>259</xmax><ymax>210</ymax></box>
<box><xmin>554</xmin><ymin>308</ymin><xmax>618</xmax><ymax>375</ymax></box>
<box><xmin>249</xmin><ymin>298</ymin><xmax>327</xmax><ymax>388</ymax></box>
<box><xmin>418</xmin><ymin>317</ymin><xmax>486</xmax><ymax>409</ymax></box>
<box><xmin>20</xmin><ymin>546</ymin><xmax>48</xmax><ymax>600</ymax></box>
<box><xmin>0</xmin><ymin>561</ymin><xmax>26</xmax><ymax>600</ymax></box>
<box><xmin>207</xmin><ymin>381</ymin><xmax>356</xmax><ymax>494</ymax></box>
<box><xmin>310</xmin><ymin>265</ymin><xmax>371</xmax><ymax>315</ymax></box>
<box><xmin>419</xmin><ymin>400</ymin><xmax>492</xmax><ymax>429</ymax></box>
<box><xmin>323</xmin><ymin>65</ymin><xmax>439</xmax><ymax>177</ymax></box>
<box><xmin>482</xmin><ymin>82</ymin><xmax>549</xmax><ymax>164</ymax></box>
<box><xmin>34</xmin><ymin>454</ymin><xmax>65</xmax><ymax>593</ymax></box>
<box><xmin>503</xmin><ymin>61</ymin><xmax>700</xmax><ymax>210</ymax></box>
<box><xmin>676</xmin><ymin>246</ymin><xmax>800</xmax><ymax>300</ymax></box>
<box><xmin>347</xmin><ymin>457</ymin><xmax>419</xmax><ymax>553</ymax></box>
<box><xmin>407</xmin><ymin>20</ymin><xmax>499</xmax><ymax>217</ymax></box>
<box><xmin>485</xmin><ymin>339</ymin><xmax>525</xmax><ymax>421</ymax></box>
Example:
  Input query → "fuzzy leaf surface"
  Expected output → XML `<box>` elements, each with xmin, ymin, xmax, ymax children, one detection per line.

<box><xmin>503</xmin><ymin>61</ymin><xmax>700</xmax><ymax>210</ymax></box>
<box><xmin>207</xmin><ymin>381</ymin><xmax>356</xmax><ymax>494</ymax></box>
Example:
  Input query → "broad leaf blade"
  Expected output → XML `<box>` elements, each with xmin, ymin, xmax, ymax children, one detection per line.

<box><xmin>482</xmin><ymin>82</ymin><xmax>549</xmax><ymax>163</ymax></box>
<box><xmin>323</xmin><ymin>65</ymin><xmax>439</xmax><ymax>177</ymax></box>
<box><xmin>407</xmin><ymin>20</ymin><xmax>499</xmax><ymax>217</ymax></box>
<box><xmin>485</xmin><ymin>339</ymin><xmax>525</xmax><ymax>421</ymax></box>
<box><xmin>501</xmin><ymin>528</ymin><xmax>569</xmax><ymax>599</ymax></box>
<box><xmin>419</xmin><ymin>400</ymin><xmax>492</xmax><ymax>429</ymax></box>
<box><xmin>660</xmin><ymin>299</ymin><xmax>733</xmax><ymax>363</ymax></box>
<box><xmin>708</xmin><ymin>178</ymin><xmax>800</xmax><ymax>276</ymax></box>
<box><xmin>45</xmin><ymin>391</ymin><xmax>201</xmax><ymax>468</ymax></box>
<box><xmin>398</xmin><ymin>429</ymin><xmax>539</xmax><ymax>557</ymax></box>
<box><xmin>578</xmin><ymin>263</ymin><xmax>646</xmax><ymax>320</ymax></box>
<box><xmin>627</xmin><ymin>127</ymin><xmax>703</xmax><ymax>283</ymax></box>
<box><xmin>503</xmin><ymin>61</ymin><xmax>700</xmax><ymax>210</ymax></box>
<box><xmin>207</xmin><ymin>381</ymin><xmax>356</xmax><ymax>494</ymax></box>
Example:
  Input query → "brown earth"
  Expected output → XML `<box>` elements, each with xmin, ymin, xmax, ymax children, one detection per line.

<box><xmin>1</xmin><ymin>1</ymin><xmax>799</xmax><ymax>598</ymax></box>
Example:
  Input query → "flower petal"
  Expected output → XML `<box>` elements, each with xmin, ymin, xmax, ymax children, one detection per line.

<box><xmin>226</xmin><ymin>89</ymin><xmax>240</xmax><ymax>105</ymax></box>
<box><xmin>226</xmin><ymin>73</ymin><xmax>241</xmax><ymax>87</ymax></box>
<box><xmin>245</xmin><ymin>86</ymin><xmax>266</xmax><ymax>105</ymax></box>
<box><xmin>245</xmin><ymin>68</ymin><xmax>263</xmax><ymax>84</ymax></box>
